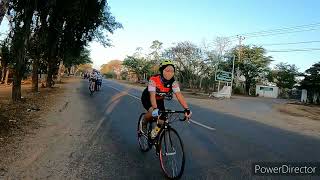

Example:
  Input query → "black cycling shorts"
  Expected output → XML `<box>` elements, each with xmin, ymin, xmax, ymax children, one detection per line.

<box><xmin>141</xmin><ymin>88</ymin><xmax>165</xmax><ymax>111</ymax></box>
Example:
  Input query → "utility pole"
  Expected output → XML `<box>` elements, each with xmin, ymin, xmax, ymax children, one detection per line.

<box><xmin>235</xmin><ymin>35</ymin><xmax>245</xmax><ymax>87</ymax></box>
<box><xmin>231</xmin><ymin>54</ymin><xmax>235</xmax><ymax>96</ymax></box>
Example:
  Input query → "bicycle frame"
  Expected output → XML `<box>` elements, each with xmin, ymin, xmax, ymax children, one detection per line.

<box><xmin>137</xmin><ymin>110</ymin><xmax>187</xmax><ymax>179</ymax></box>
<box><xmin>152</xmin><ymin>111</ymin><xmax>185</xmax><ymax>149</ymax></box>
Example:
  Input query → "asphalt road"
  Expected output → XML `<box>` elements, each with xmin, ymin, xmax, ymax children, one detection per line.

<box><xmin>60</xmin><ymin>79</ymin><xmax>320</xmax><ymax>180</ymax></box>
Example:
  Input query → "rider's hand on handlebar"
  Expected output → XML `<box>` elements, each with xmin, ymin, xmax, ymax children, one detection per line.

<box><xmin>184</xmin><ymin>108</ymin><xmax>192</xmax><ymax>120</ymax></box>
<box><xmin>152</xmin><ymin>108</ymin><xmax>159</xmax><ymax>117</ymax></box>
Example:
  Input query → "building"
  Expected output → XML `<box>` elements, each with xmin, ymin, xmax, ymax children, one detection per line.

<box><xmin>256</xmin><ymin>85</ymin><xmax>279</xmax><ymax>98</ymax></box>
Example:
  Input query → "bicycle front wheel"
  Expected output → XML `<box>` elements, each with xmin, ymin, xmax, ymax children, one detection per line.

<box><xmin>137</xmin><ymin>113</ymin><xmax>151</xmax><ymax>152</ymax></box>
<box><xmin>158</xmin><ymin>128</ymin><xmax>185</xmax><ymax>179</ymax></box>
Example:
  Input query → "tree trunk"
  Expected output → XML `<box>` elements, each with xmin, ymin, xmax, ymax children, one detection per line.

<box><xmin>57</xmin><ymin>60</ymin><xmax>64</xmax><ymax>83</ymax></box>
<box><xmin>71</xmin><ymin>66</ymin><xmax>75</xmax><ymax>75</ymax></box>
<box><xmin>12</xmin><ymin>74</ymin><xmax>22</xmax><ymax>101</ymax></box>
<box><xmin>0</xmin><ymin>65</ymin><xmax>2</xmax><ymax>82</ymax></box>
<box><xmin>67</xmin><ymin>67</ymin><xmax>71</xmax><ymax>76</ymax></box>
<box><xmin>0</xmin><ymin>67</ymin><xmax>3</xmax><ymax>82</ymax></box>
<box><xmin>12</xmin><ymin>37</ymin><xmax>28</xmax><ymax>101</ymax></box>
<box><xmin>245</xmin><ymin>79</ymin><xmax>251</xmax><ymax>95</ymax></box>
<box><xmin>11</xmin><ymin>4</ymin><xmax>34</xmax><ymax>101</ymax></box>
<box><xmin>1</xmin><ymin>64</ymin><xmax>7</xmax><ymax>82</ymax></box>
<box><xmin>32</xmin><ymin>59</ymin><xmax>39</xmax><ymax>92</ymax></box>
<box><xmin>4</xmin><ymin>67</ymin><xmax>9</xmax><ymax>84</ymax></box>
<box><xmin>46</xmin><ymin>62</ymin><xmax>54</xmax><ymax>88</ymax></box>
<box><xmin>199</xmin><ymin>77</ymin><xmax>203</xmax><ymax>89</ymax></box>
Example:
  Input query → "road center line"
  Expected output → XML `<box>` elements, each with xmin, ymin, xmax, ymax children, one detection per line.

<box><xmin>107</xmin><ymin>85</ymin><xmax>140</xmax><ymax>100</ymax></box>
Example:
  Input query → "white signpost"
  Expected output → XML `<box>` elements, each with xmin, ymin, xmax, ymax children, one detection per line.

<box><xmin>210</xmin><ymin>55</ymin><xmax>235</xmax><ymax>98</ymax></box>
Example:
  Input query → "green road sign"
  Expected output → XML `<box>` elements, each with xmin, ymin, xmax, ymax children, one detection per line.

<box><xmin>216</xmin><ymin>71</ymin><xmax>232</xmax><ymax>82</ymax></box>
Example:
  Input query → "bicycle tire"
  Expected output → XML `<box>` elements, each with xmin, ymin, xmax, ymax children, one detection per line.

<box><xmin>158</xmin><ymin>128</ymin><xmax>185</xmax><ymax>179</ymax></box>
<box><xmin>137</xmin><ymin>113</ymin><xmax>151</xmax><ymax>152</ymax></box>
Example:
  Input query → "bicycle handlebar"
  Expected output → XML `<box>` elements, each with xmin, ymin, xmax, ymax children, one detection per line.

<box><xmin>158</xmin><ymin>110</ymin><xmax>189</xmax><ymax>122</ymax></box>
<box><xmin>158</xmin><ymin>110</ymin><xmax>185</xmax><ymax>114</ymax></box>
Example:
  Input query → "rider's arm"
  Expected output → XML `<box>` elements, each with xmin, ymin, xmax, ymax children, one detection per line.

<box><xmin>150</xmin><ymin>92</ymin><xmax>157</xmax><ymax>109</ymax></box>
<box><xmin>172</xmin><ymin>81</ymin><xmax>189</xmax><ymax>109</ymax></box>
<box><xmin>148</xmin><ymin>79</ymin><xmax>157</xmax><ymax>109</ymax></box>
<box><xmin>175</xmin><ymin>92</ymin><xmax>189</xmax><ymax>109</ymax></box>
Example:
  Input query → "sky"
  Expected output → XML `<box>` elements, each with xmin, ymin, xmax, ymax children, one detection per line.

<box><xmin>89</xmin><ymin>0</ymin><xmax>320</xmax><ymax>72</ymax></box>
<box><xmin>0</xmin><ymin>0</ymin><xmax>319</xmax><ymax>72</ymax></box>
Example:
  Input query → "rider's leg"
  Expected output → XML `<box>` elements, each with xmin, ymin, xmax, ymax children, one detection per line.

<box><xmin>150</xmin><ymin>100</ymin><xmax>165</xmax><ymax>139</ymax></box>
<box><xmin>142</xmin><ymin>98</ymin><xmax>165</xmax><ymax>122</ymax></box>
<box><xmin>141</xmin><ymin>107</ymin><xmax>152</xmax><ymax>133</ymax></box>
<box><xmin>91</xmin><ymin>81</ymin><xmax>95</xmax><ymax>91</ymax></box>
<box><xmin>156</xmin><ymin>100</ymin><xmax>166</xmax><ymax>125</ymax></box>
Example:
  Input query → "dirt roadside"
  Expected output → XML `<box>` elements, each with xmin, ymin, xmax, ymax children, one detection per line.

<box><xmin>0</xmin><ymin>77</ymin><xmax>88</xmax><ymax>179</ymax></box>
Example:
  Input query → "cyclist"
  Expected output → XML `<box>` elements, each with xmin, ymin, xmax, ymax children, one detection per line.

<box><xmin>89</xmin><ymin>70</ymin><xmax>98</xmax><ymax>91</ymax></box>
<box><xmin>140</xmin><ymin>60</ymin><xmax>192</xmax><ymax>139</ymax></box>
<box><xmin>96</xmin><ymin>72</ymin><xmax>102</xmax><ymax>90</ymax></box>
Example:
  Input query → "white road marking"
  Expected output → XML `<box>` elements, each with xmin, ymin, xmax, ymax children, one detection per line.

<box><xmin>189</xmin><ymin>119</ymin><xmax>216</xmax><ymax>131</ymax></box>
<box><xmin>107</xmin><ymin>84</ymin><xmax>216</xmax><ymax>131</ymax></box>
<box><xmin>107</xmin><ymin>85</ymin><xmax>140</xmax><ymax>100</ymax></box>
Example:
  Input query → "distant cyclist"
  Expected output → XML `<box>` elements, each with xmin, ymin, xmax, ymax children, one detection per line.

<box><xmin>89</xmin><ymin>70</ymin><xmax>98</xmax><ymax>91</ymax></box>
<box><xmin>140</xmin><ymin>60</ymin><xmax>192</xmax><ymax>139</ymax></box>
<box><xmin>97</xmin><ymin>72</ymin><xmax>102</xmax><ymax>90</ymax></box>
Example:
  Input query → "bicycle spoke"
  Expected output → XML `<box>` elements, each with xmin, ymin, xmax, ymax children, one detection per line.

<box><xmin>159</xmin><ymin>128</ymin><xmax>185</xmax><ymax>179</ymax></box>
<box><xmin>171</xmin><ymin>155</ymin><xmax>178</xmax><ymax>177</ymax></box>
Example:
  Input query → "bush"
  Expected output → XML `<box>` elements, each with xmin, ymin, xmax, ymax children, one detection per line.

<box><xmin>233</xmin><ymin>86</ymin><xmax>242</xmax><ymax>94</ymax></box>
<box><xmin>104</xmin><ymin>72</ymin><xmax>116</xmax><ymax>79</ymax></box>
<box><xmin>249</xmin><ymin>87</ymin><xmax>256</xmax><ymax>96</ymax></box>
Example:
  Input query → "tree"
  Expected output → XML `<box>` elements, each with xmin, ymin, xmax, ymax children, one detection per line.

<box><xmin>122</xmin><ymin>56</ymin><xmax>154</xmax><ymax>81</ymax></box>
<box><xmin>7</xmin><ymin>0</ymin><xmax>122</xmax><ymax>100</ymax></box>
<box><xmin>10</xmin><ymin>0</ymin><xmax>37</xmax><ymax>101</ymax></box>
<box><xmin>200</xmin><ymin>40</ymin><xmax>221</xmax><ymax>91</ymax></box>
<box><xmin>0</xmin><ymin>41</ymin><xmax>12</xmax><ymax>84</ymax></box>
<box><xmin>300</xmin><ymin>62</ymin><xmax>320</xmax><ymax>103</ymax></box>
<box><xmin>213</xmin><ymin>36</ymin><xmax>231</xmax><ymax>58</ymax></box>
<box><xmin>164</xmin><ymin>41</ymin><xmax>208</xmax><ymax>89</ymax></box>
<box><xmin>265</xmin><ymin>68</ymin><xmax>276</xmax><ymax>83</ymax></box>
<box><xmin>64</xmin><ymin>48</ymin><xmax>92</xmax><ymax>75</ymax></box>
<box><xmin>230</xmin><ymin>46</ymin><xmax>273</xmax><ymax>95</ymax></box>
<box><xmin>100</xmin><ymin>60</ymin><xmax>122</xmax><ymax>79</ymax></box>
<box><xmin>149</xmin><ymin>40</ymin><xmax>163</xmax><ymax>63</ymax></box>
<box><xmin>274</xmin><ymin>62</ymin><xmax>299</xmax><ymax>89</ymax></box>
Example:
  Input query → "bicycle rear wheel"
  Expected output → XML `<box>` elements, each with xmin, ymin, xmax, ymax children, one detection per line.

<box><xmin>137</xmin><ymin>113</ymin><xmax>151</xmax><ymax>152</ymax></box>
<box><xmin>158</xmin><ymin>128</ymin><xmax>185</xmax><ymax>179</ymax></box>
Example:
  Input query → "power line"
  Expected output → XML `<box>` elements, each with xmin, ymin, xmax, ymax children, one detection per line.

<box><xmin>259</xmin><ymin>40</ymin><xmax>320</xmax><ymax>46</ymax></box>
<box><xmin>245</xmin><ymin>27</ymin><xmax>320</xmax><ymax>38</ymax></box>
<box><xmin>268</xmin><ymin>48</ymin><xmax>320</xmax><ymax>52</ymax></box>
<box><xmin>229</xmin><ymin>22</ymin><xmax>320</xmax><ymax>38</ymax></box>
<box><xmin>246</xmin><ymin>22</ymin><xmax>320</xmax><ymax>35</ymax></box>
